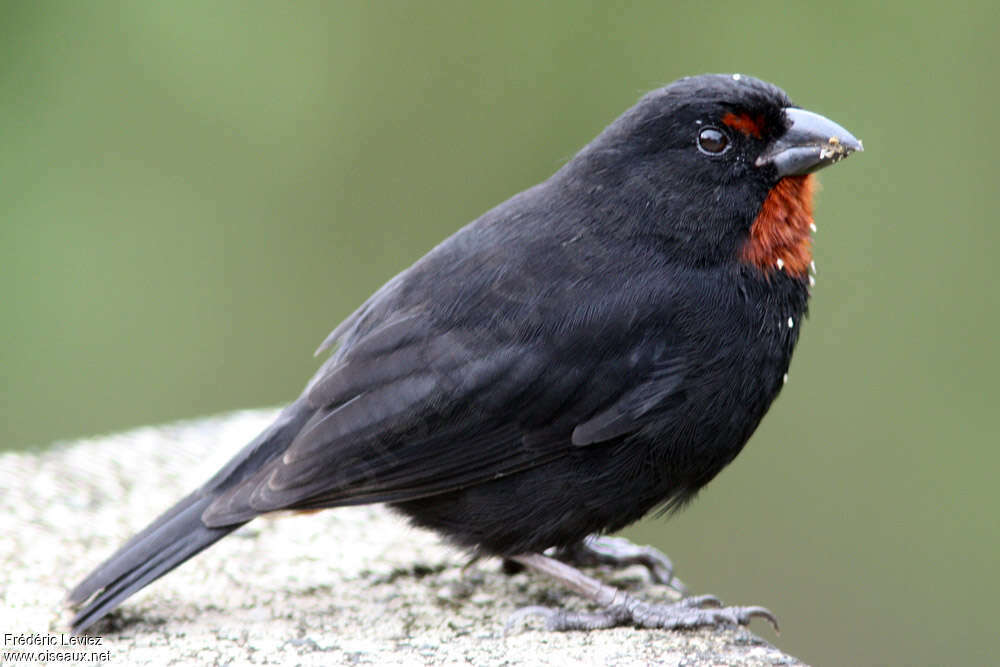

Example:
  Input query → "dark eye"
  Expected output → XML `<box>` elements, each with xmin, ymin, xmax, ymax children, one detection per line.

<box><xmin>697</xmin><ymin>127</ymin><xmax>729</xmax><ymax>155</ymax></box>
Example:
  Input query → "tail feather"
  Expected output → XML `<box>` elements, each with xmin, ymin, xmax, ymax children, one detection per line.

<box><xmin>68</xmin><ymin>493</ymin><xmax>244</xmax><ymax>633</ymax></box>
<box><xmin>67</xmin><ymin>400</ymin><xmax>315</xmax><ymax>633</ymax></box>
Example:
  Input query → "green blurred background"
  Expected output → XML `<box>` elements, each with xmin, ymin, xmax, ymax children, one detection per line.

<box><xmin>2</xmin><ymin>2</ymin><xmax>996</xmax><ymax>664</ymax></box>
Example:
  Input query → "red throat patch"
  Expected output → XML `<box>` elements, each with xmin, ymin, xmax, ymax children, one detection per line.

<box><xmin>741</xmin><ymin>174</ymin><xmax>816</xmax><ymax>279</ymax></box>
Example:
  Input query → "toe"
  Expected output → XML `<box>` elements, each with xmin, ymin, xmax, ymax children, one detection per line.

<box><xmin>680</xmin><ymin>594</ymin><xmax>722</xmax><ymax>608</ymax></box>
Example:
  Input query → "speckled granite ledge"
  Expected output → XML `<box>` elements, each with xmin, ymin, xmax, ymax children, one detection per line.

<box><xmin>0</xmin><ymin>410</ymin><xmax>804</xmax><ymax>666</ymax></box>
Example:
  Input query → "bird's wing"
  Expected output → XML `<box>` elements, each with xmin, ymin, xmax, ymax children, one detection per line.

<box><xmin>570</xmin><ymin>354</ymin><xmax>687</xmax><ymax>446</ymax></box>
<box><xmin>204</xmin><ymin>302</ymin><xmax>688</xmax><ymax>527</ymax></box>
<box><xmin>202</xmin><ymin>220</ymin><xmax>689</xmax><ymax>526</ymax></box>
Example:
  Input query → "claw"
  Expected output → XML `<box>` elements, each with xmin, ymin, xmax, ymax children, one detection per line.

<box><xmin>741</xmin><ymin>606</ymin><xmax>780</xmax><ymax>633</ymax></box>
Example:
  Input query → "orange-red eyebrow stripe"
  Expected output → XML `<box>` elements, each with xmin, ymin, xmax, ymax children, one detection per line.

<box><xmin>722</xmin><ymin>112</ymin><xmax>765</xmax><ymax>138</ymax></box>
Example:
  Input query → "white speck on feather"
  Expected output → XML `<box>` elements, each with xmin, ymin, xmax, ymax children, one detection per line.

<box><xmin>732</xmin><ymin>73</ymin><xmax>742</xmax><ymax>81</ymax></box>
<box><xmin>809</xmin><ymin>274</ymin><xmax>816</xmax><ymax>287</ymax></box>
<box><xmin>776</xmin><ymin>258</ymin><xmax>785</xmax><ymax>270</ymax></box>
<box><xmin>810</xmin><ymin>222</ymin><xmax>817</xmax><ymax>233</ymax></box>
<box><xmin>783</xmin><ymin>373</ymin><xmax>788</xmax><ymax>384</ymax></box>
<box><xmin>787</xmin><ymin>317</ymin><xmax>794</xmax><ymax>328</ymax></box>
<box><xmin>810</xmin><ymin>260</ymin><xmax>817</xmax><ymax>273</ymax></box>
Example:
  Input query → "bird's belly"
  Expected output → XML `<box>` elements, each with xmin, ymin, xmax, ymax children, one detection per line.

<box><xmin>393</xmin><ymin>334</ymin><xmax>792</xmax><ymax>556</ymax></box>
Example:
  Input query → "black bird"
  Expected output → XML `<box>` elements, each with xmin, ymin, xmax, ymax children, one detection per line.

<box><xmin>68</xmin><ymin>73</ymin><xmax>862</xmax><ymax>633</ymax></box>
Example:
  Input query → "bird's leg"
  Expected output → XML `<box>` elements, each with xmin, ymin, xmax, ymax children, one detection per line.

<box><xmin>549</xmin><ymin>534</ymin><xmax>688</xmax><ymax>595</ymax></box>
<box><xmin>506</xmin><ymin>552</ymin><xmax>778</xmax><ymax>633</ymax></box>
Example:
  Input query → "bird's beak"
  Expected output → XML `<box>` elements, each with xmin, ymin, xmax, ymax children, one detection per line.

<box><xmin>756</xmin><ymin>107</ymin><xmax>863</xmax><ymax>177</ymax></box>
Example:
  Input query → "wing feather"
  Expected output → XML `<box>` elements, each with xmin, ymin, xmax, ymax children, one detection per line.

<box><xmin>204</xmin><ymin>234</ymin><xmax>690</xmax><ymax>527</ymax></box>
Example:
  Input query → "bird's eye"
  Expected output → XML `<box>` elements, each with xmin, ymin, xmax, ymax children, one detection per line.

<box><xmin>697</xmin><ymin>127</ymin><xmax>729</xmax><ymax>155</ymax></box>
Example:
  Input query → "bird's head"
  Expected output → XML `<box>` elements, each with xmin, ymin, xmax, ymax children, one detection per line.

<box><xmin>563</xmin><ymin>73</ymin><xmax>862</xmax><ymax>280</ymax></box>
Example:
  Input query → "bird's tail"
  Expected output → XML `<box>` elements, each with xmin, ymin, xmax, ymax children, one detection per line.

<box><xmin>67</xmin><ymin>491</ymin><xmax>245</xmax><ymax>633</ymax></box>
<box><xmin>68</xmin><ymin>401</ymin><xmax>314</xmax><ymax>633</ymax></box>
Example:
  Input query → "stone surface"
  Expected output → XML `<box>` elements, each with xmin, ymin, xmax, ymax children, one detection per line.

<box><xmin>1</xmin><ymin>410</ymin><xmax>804</xmax><ymax>666</ymax></box>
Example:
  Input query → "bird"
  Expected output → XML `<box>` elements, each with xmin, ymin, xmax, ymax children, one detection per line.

<box><xmin>68</xmin><ymin>73</ymin><xmax>862</xmax><ymax>634</ymax></box>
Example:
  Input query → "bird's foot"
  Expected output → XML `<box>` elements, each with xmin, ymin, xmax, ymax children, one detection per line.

<box><xmin>504</xmin><ymin>552</ymin><xmax>777</xmax><ymax>634</ymax></box>
<box><xmin>510</xmin><ymin>593</ymin><xmax>778</xmax><ymax>632</ymax></box>
<box><xmin>549</xmin><ymin>534</ymin><xmax>687</xmax><ymax>594</ymax></box>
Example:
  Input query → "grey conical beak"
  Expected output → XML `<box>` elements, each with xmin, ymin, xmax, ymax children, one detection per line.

<box><xmin>756</xmin><ymin>107</ymin><xmax>863</xmax><ymax>177</ymax></box>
